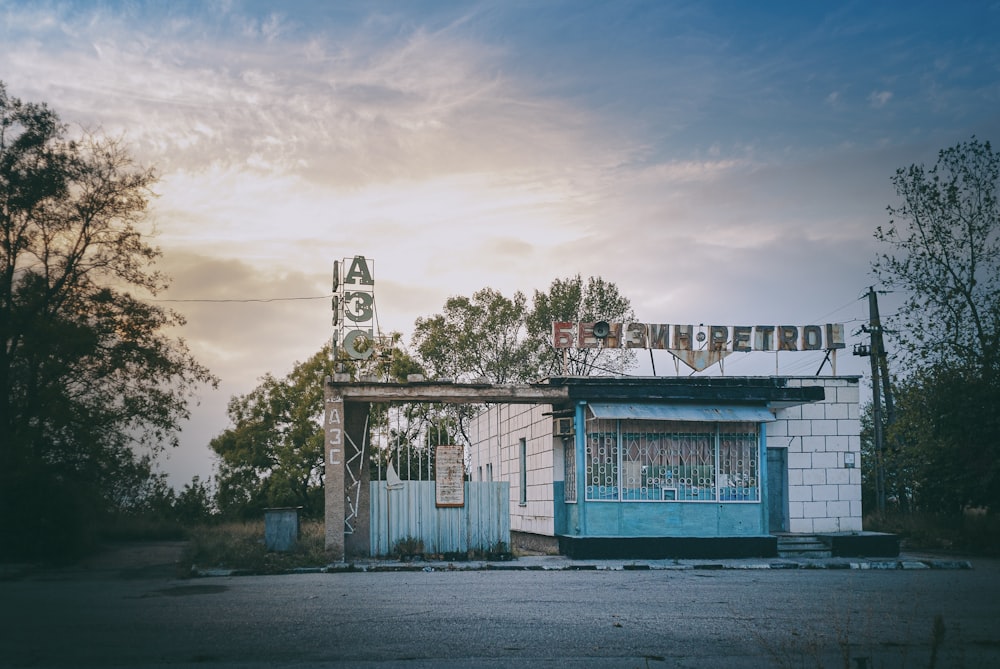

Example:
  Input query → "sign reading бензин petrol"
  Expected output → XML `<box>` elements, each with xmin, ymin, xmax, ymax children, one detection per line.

<box><xmin>552</xmin><ymin>321</ymin><xmax>845</xmax><ymax>372</ymax></box>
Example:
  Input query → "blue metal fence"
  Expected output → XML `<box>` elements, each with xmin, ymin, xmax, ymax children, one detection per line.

<box><xmin>369</xmin><ymin>481</ymin><xmax>510</xmax><ymax>556</ymax></box>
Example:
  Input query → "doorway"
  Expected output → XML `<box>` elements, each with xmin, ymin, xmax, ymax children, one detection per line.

<box><xmin>766</xmin><ymin>447</ymin><xmax>789</xmax><ymax>532</ymax></box>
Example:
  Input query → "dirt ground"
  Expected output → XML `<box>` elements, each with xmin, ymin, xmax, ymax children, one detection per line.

<box><xmin>78</xmin><ymin>540</ymin><xmax>190</xmax><ymax>577</ymax></box>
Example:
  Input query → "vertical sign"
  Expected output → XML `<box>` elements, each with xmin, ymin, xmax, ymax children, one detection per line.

<box><xmin>324</xmin><ymin>394</ymin><xmax>345</xmax><ymax>557</ymax></box>
<box><xmin>435</xmin><ymin>445</ymin><xmax>466</xmax><ymax>508</ymax></box>
<box><xmin>332</xmin><ymin>256</ymin><xmax>375</xmax><ymax>360</ymax></box>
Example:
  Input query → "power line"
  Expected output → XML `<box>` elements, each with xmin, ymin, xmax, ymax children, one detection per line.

<box><xmin>152</xmin><ymin>294</ymin><xmax>333</xmax><ymax>304</ymax></box>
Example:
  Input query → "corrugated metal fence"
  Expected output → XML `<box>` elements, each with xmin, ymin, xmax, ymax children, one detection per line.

<box><xmin>370</xmin><ymin>481</ymin><xmax>510</xmax><ymax>556</ymax></box>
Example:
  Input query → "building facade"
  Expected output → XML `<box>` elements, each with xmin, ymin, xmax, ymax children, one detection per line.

<box><xmin>467</xmin><ymin>376</ymin><xmax>866</xmax><ymax>557</ymax></box>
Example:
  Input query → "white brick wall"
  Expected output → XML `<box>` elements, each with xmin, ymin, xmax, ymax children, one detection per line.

<box><xmin>773</xmin><ymin>377</ymin><xmax>863</xmax><ymax>533</ymax></box>
<box><xmin>468</xmin><ymin>403</ymin><xmax>555</xmax><ymax>535</ymax></box>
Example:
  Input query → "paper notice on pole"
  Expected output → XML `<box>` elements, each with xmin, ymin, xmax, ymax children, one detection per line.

<box><xmin>435</xmin><ymin>444</ymin><xmax>465</xmax><ymax>507</ymax></box>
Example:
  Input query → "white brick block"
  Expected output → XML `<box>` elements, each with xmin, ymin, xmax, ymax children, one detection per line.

<box><xmin>849</xmin><ymin>469</ymin><xmax>862</xmax><ymax>486</ymax></box>
<box><xmin>767</xmin><ymin>421</ymin><xmax>788</xmax><ymax>438</ymax></box>
<box><xmin>851</xmin><ymin>500</ymin><xmax>864</xmax><ymax>518</ymax></box>
<box><xmin>788</xmin><ymin>501</ymin><xmax>804</xmax><ymax>518</ymax></box>
<box><xmin>789</xmin><ymin>485</ymin><xmax>813</xmax><ymax>502</ymax></box>
<box><xmin>787</xmin><ymin>420</ymin><xmax>811</xmax><ymax>437</ymax></box>
<box><xmin>837</xmin><ymin>384</ymin><xmax>860</xmax><ymax>405</ymax></box>
<box><xmin>841</xmin><ymin>517</ymin><xmax>863</xmax><ymax>532</ymax></box>
<box><xmin>838</xmin><ymin>418</ymin><xmax>860</xmax><ymax>437</ymax></box>
<box><xmin>813</xmin><ymin>517</ymin><xmax>841</xmax><ymax>532</ymax></box>
<box><xmin>826</xmin><ymin>435</ymin><xmax>849</xmax><ymax>452</ymax></box>
<box><xmin>789</xmin><ymin>518</ymin><xmax>814</xmax><ymax>533</ymax></box>
<box><xmin>802</xmin><ymin>403</ymin><xmax>826</xmax><ymax>420</ymax></box>
<box><xmin>827</xmin><ymin>500</ymin><xmax>851</xmax><ymax>517</ymax></box>
<box><xmin>803</xmin><ymin>501</ymin><xmax>827</xmax><ymax>517</ymax></box>
<box><xmin>848</xmin><ymin>403</ymin><xmax>859</xmax><ymax>420</ymax></box>
<box><xmin>801</xmin><ymin>436</ymin><xmax>826</xmax><ymax>453</ymax></box>
<box><xmin>812</xmin><ymin>419</ymin><xmax>839</xmax><ymax>436</ymax></box>
<box><xmin>803</xmin><ymin>469</ymin><xmax>826</xmax><ymax>485</ymax></box>
<box><xmin>825</xmin><ymin>402</ymin><xmax>848</xmax><ymax>420</ymax></box>
<box><xmin>788</xmin><ymin>452</ymin><xmax>812</xmax><ymax>470</ymax></box>
<box><xmin>827</xmin><ymin>468</ymin><xmax>850</xmax><ymax>485</ymax></box>
<box><xmin>780</xmin><ymin>405</ymin><xmax>803</xmax><ymax>420</ymax></box>
<box><xmin>813</xmin><ymin>484</ymin><xmax>839</xmax><ymax>501</ymax></box>
<box><xmin>838</xmin><ymin>484</ymin><xmax>862</xmax><ymax>501</ymax></box>
<box><xmin>787</xmin><ymin>469</ymin><xmax>803</xmax><ymax>486</ymax></box>
<box><xmin>813</xmin><ymin>452</ymin><xmax>839</xmax><ymax>469</ymax></box>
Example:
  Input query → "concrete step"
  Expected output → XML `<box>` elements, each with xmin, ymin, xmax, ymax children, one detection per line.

<box><xmin>776</xmin><ymin>535</ymin><xmax>832</xmax><ymax>559</ymax></box>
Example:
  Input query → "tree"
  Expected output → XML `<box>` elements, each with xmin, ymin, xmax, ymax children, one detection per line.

<box><xmin>211</xmin><ymin>346</ymin><xmax>335</xmax><ymax>519</ymax></box>
<box><xmin>526</xmin><ymin>274</ymin><xmax>636</xmax><ymax>376</ymax></box>
<box><xmin>211</xmin><ymin>337</ymin><xmax>421</xmax><ymax>517</ymax></box>
<box><xmin>0</xmin><ymin>83</ymin><xmax>216</xmax><ymax>557</ymax></box>
<box><xmin>411</xmin><ymin>277</ymin><xmax>636</xmax><ymax>383</ymax></box>
<box><xmin>412</xmin><ymin>288</ymin><xmax>534</xmax><ymax>383</ymax></box>
<box><xmin>874</xmin><ymin>137</ymin><xmax>1000</xmax><ymax>378</ymax></box>
<box><xmin>873</xmin><ymin>137</ymin><xmax>1000</xmax><ymax>513</ymax></box>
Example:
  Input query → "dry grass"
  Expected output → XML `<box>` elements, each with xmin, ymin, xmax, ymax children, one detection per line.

<box><xmin>865</xmin><ymin>510</ymin><xmax>1000</xmax><ymax>556</ymax></box>
<box><xmin>182</xmin><ymin>520</ymin><xmax>334</xmax><ymax>573</ymax></box>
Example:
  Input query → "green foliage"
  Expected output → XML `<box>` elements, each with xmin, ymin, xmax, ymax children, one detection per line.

<box><xmin>211</xmin><ymin>346</ymin><xmax>335</xmax><ymax>519</ymax></box>
<box><xmin>865</xmin><ymin>510</ymin><xmax>1000</xmax><ymax>556</ymax></box>
<box><xmin>887</xmin><ymin>368</ymin><xmax>1000</xmax><ymax>512</ymax></box>
<box><xmin>527</xmin><ymin>274</ymin><xmax>636</xmax><ymax>376</ymax></box>
<box><xmin>411</xmin><ymin>276</ymin><xmax>636</xmax><ymax>383</ymax></box>
<box><xmin>0</xmin><ymin>82</ymin><xmax>216</xmax><ymax>559</ymax></box>
<box><xmin>392</xmin><ymin>535</ymin><xmax>425</xmax><ymax>557</ymax></box>
<box><xmin>874</xmin><ymin>136</ymin><xmax>1000</xmax><ymax>378</ymax></box>
<box><xmin>869</xmin><ymin>137</ymin><xmax>1000</xmax><ymax>516</ymax></box>
<box><xmin>183</xmin><ymin>520</ymin><xmax>332</xmax><ymax>573</ymax></box>
<box><xmin>412</xmin><ymin>287</ymin><xmax>534</xmax><ymax>383</ymax></box>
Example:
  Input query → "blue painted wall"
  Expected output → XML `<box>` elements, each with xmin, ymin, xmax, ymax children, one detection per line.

<box><xmin>578</xmin><ymin>500</ymin><xmax>763</xmax><ymax>537</ymax></box>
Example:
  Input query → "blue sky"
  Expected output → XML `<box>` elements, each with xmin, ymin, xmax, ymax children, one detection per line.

<box><xmin>2</xmin><ymin>0</ymin><xmax>998</xmax><ymax>485</ymax></box>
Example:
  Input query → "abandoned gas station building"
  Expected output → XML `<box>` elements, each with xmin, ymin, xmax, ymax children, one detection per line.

<box><xmin>325</xmin><ymin>372</ymin><xmax>897</xmax><ymax>560</ymax></box>
<box><xmin>466</xmin><ymin>375</ymin><xmax>872</xmax><ymax>558</ymax></box>
<box><xmin>325</xmin><ymin>266</ymin><xmax>894</xmax><ymax>560</ymax></box>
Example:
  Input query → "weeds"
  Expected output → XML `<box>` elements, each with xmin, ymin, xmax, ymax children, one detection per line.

<box><xmin>183</xmin><ymin>521</ymin><xmax>333</xmax><ymax>573</ymax></box>
<box><xmin>865</xmin><ymin>511</ymin><xmax>1000</xmax><ymax>556</ymax></box>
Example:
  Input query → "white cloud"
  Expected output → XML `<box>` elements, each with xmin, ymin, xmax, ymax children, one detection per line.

<box><xmin>869</xmin><ymin>90</ymin><xmax>893</xmax><ymax>108</ymax></box>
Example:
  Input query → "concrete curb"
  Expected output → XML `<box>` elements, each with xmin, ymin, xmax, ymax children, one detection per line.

<box><xmin>190</xmin><ymin>557</ymin><xmax>973</xmax><ymax>578</ymax></box>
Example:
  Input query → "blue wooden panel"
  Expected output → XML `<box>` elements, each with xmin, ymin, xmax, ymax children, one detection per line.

<box><xmin>370</xmin><ymin>481</ymin><xmax>510</xmax><ymax>556</ymax></box>
<box><xmin>578</xmin><ymin>500</ymin><xmax>764</xmax><ymax>538</ymax></box>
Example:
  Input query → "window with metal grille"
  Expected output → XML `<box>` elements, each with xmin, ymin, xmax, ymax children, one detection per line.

<box><xmin>584</xmin><ymin>416</ymin><xmax>759</xmax><ymax>503</ymax></box>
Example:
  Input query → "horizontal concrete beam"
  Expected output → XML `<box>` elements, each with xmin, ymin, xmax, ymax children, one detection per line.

<box><xmin>325</xmin><ymin>379</ymin><xmax>570</xmax><ymax>404</ymax></box>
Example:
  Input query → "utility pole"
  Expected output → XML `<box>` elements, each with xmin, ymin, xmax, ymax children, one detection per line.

<box><xmin>857</xmin><ymin>286</ymin><xmax>894</xmax><ymax>514</ymax></box>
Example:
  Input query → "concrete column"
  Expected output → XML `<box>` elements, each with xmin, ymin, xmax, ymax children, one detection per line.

<box><xmin>344</xmin><ymin>402</ymin><xmax>371</xmax><ymax>558</ymax></box>
<box><xmin>324</xmin><ymin>391</ymin><xmax>345</xmax><ymax>559</ymax></box>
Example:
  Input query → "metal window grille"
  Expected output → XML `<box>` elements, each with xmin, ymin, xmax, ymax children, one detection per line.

<box><xmin>585</xmin><ymin>415</ymin><xmax>759</xmax><ymax>503</ymax></box>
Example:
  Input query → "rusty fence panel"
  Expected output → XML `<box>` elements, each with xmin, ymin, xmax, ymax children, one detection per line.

<box><xmin>369</xmin><ymin>481</ymin><xmax>510</xmax><ymax>556</ymax></box>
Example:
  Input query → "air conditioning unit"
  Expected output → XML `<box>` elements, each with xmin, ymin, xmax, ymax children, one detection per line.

<box><xmin>553</xmin><ymin>417</ymin><xmax>574</xmax><ymax>437</ymax></box>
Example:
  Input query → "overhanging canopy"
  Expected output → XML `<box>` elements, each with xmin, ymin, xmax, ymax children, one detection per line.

<box><xmin>587</xmin><ymin>402</ymin><xmax>775</xmax><ymax>423</ymax></box>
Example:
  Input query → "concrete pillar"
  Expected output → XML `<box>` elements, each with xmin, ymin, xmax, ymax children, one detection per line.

<box><xmin>344</xmin><ymin>401</ymin><xmax>371</xmax><ymax>558</ymax></box>
<box><xmin>324</xmin><ymin>391</ymin><xmax>345</xmax><ymax>559</ymax></box>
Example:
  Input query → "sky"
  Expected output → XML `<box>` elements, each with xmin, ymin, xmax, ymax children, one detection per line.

<box><xmin>2</xmin><ymin>1</ymin><xmax>999</xmax><ymax>487</ymax></box>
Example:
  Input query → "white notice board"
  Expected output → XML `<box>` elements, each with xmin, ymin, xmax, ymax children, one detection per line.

<box><xmin>435</xmin><ymin>444</ymin><xmax>465</xmax><ymax>507</ymax></box>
